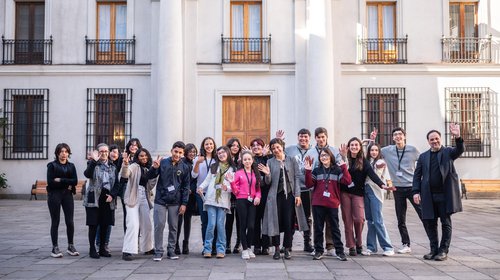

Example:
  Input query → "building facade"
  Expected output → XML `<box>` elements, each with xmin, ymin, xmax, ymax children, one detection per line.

<box><xmin>1</xmin><ymin>0</ymin><xmax>499</xmax><ymax>196</ymax></box>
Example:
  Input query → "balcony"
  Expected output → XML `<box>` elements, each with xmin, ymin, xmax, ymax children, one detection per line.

<box><xmin>221</xmin><ymin>35</ymin><xmax>271</xmax><ymax>64</ymax></box>
<box><xmin>359</xmin><ymin>36</ymin><xmax>408</xmax><ymax>64</ymax></box>
<box><xmin>85</xmin><ymin>36</ymin><xmax>135</xmax><ymax>65</ymax></box>
<box><xmin>1</xmin><ymin>36</ymin><xmax>52</xmax><ymax>65</ymax></box>
<box><xmin>442</xmin><ymin>36</ymin><xmax>491</xmax><ymax>63</ymax></box>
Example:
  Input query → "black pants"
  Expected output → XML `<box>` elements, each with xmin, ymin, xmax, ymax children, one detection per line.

<box><xmin>312</xmin><ymin>206</ymin><xmax>344</xmax><ymax>254</ymax></box>
<box><xmin>226</xmin><ymin>200</ymin><xmax>241</xmax><ymax>248</ymax></box>
<box><xmin>253</xmin><ymin>193</ymin><xmax>270</xmax><ymax>250</ymax></box>
<box><xmin>271</xmin><ymin>192</ymin><xmax>294</xmax><ymax>248</ymax></box>
<box><xmin>424</xmin><ymin>193</ymin><xmax>452</xmax><ymax>254</ymax></box>
<box><xmin>120</xmin><ymin>196</ymin><xmax>127</xmax><ymax>233</ymax></box>
<box><xmin>292</xmin><ymin>190</ymin><xmax>312</xmax><ymax>245</ymax></box>
<box><xmin>236</xmin><ymin>199</ymin><xmax>256</xmax><ymax>250</ymax></box>
<box><xmin>176</xmin><ymin>212</ymin><xmax>192</xmax><ymax>243</ymax></box>
<box><xmin>47</xmin><ymin>189</ymin><xmax>75</xmax><ymax>247</ymax></box>
<box><xmin>394</xmin><ymin>187</ymin><xmax>423</xmax><ymax>246</ymax></box>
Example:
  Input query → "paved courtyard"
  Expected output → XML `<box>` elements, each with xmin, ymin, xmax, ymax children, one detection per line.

<box><xmin>0</xmin><ymin>198</ymin><xmax>499</xmax><ymax>280</ymax></box>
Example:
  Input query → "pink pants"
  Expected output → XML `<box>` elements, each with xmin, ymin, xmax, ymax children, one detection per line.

<box><xmin>340</xmin><ymin>192</ymin><xmax>365</xmax><ymax>248</ymax></box>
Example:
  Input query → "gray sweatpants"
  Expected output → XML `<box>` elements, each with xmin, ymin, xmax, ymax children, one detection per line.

<box><xmin>153</xmin><ymin>204</ymin><xmax>180</xmax><ymax>255</ymax></box>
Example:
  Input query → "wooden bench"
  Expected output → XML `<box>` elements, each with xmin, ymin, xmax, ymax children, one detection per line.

<box><xmin>460</xmin><ymin>179</ymin><xmax>500</xmax><ymax>199</ymax></box>
<box><xmin>30</xmin><ymin>180</ymin><xmax>87</xmax><ymax>200</ymax></box>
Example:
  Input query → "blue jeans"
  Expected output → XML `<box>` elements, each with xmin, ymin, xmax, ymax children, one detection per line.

<box><xmin>196</xmin><ymin>193</ymin><xmax>208</xmax><ymax>242</ymax></box>
<box><xmin>364</xmin><ymin>185</ymin><xmax>393</xmax><ymax>252</ymax></box>
<box><xmin>204</xmin><ymin>205</ymin><xmax>226</xmax><ymax>254</ymax></box>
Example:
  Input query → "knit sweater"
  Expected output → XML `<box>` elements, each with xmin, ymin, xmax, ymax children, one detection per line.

<box><xmin>381</xmin><ymin>144</ymin><xmax>420</xmax><ymax>188</ymax></box>
<box><xmin>305</xmin><ymin>164</ymin><xmax>352</xmax><ymax>208</ymax></box>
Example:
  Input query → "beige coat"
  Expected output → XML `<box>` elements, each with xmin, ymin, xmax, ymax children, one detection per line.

<box><xmin>120</xmin><ymin>163</ymin><xmax>158</xmax><ymax>209</ymax></box>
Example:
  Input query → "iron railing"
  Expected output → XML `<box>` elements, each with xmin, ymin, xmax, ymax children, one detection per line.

<box><xmin>442</xmin><ymin>36</ymin><xmax>492</xmax><ymax>63</ymax></box>
<box><xmin>221</xmin><ymin>35</ymin><xmax>271</xmax><ymax>64</ymax></box>
<box><xmin>359</xmin><ymin>35</ymin><xmax>408</xmax><ymax>64</ymax></box>
<box><xmin>2</xmin><ymin>36</ymin><xmax>53</xmax><ymax>65</ymax></box>
<box><xmin>85</xmin><ymin>36</ymin><xmax>135</xmax><ymax>65</ymax></box>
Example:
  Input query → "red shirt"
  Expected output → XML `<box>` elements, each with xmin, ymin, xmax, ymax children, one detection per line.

<box><xmin>305</xmin><ymin>164</ymin><xmax>352</xmax><ymax>208</ymax></box>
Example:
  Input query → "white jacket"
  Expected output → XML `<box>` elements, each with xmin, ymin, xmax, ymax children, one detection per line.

<box><xmin>198</xmin><ymin>166</ymin><xmax>234</xmax><ymax>212</ymax></box>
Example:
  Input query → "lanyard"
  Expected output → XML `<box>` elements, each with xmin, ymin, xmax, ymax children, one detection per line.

<box><xmin>244</xmin><ymin>169</ymin><xmax>253</xmax><ymax>196</ymax></box>
<box><xmin>396</xmin><ymin>145</ymin><xmax>406</xmax><ymax>171</ymax></box>
<box><xmin>204</xmin><ymin>158</ymin><xmax>213</xmax><ymax>173</ymax></box>
<box><xmin>297</xmin><ymin>146</ymin><xmax>308</xmax><ymax>161</ymax></box>
<box><xmin>321</xmin><ymin>166</ymin><xmax>332</xmax><ymax>192</ymax></box>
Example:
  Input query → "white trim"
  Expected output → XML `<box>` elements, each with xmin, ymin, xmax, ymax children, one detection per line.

<box><xmin>341</xmin><ymin>63</ymin><xmax>500</xmax><ymax>76</ymax></box>
<box><xmin>214</xmin><ymin>89</ymin><xmax>277</xmax><ymax>145</ymax></box>
<box><xmin>0</xmin><ymin>64</ymin><xmax>151</xmax><ymax>76</ymax></box>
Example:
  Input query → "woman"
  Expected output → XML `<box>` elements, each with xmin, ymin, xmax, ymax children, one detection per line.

<box><xmin>231</xmin><ymin>151</ymin><xmax>261</xmax><ymax>259</ymax></box>
<box><xmin>46</xmin><ymin>143</ymin><xmax>79</xmax><ymax>258</ymax></box>
<box><xmin>192</xmin><ymin>137</ymin><xmax>217</xmax><ymax>247</ymax></box>
<box><xmin>225</xmin><ymin>137</ymin><xmax>242</xmax><ymax>253</ymax></box>
<box><xmin>362</xmin><ymin>143</ymin><xmax>395</xmax><ymax>256</ymax></box>
<box><xmin>304</xmin><ymin>148</ymin><xmax>351</xmax><ymax>261</ymax></box>
<box><xmin>341</xmin><ymin>137</ymin><xmax>386</xmax><ymax>257</ymax></box>
<box><xmin>121</xmin><ymin>148</ymin><xmax>158</xmax><ymax>261</ymax></box>
<box><xmin>197</xmin><ymin>146</ymin><xmax>235</xmax><ymax>258</ymax></box>
<box><xmin>258</xmin><ymin>138</ymin><xmax>308</xmax><ymax>260</ymax></box>
<box><xmin>249</xmin><ymin>138</ymin><xmax>271</xmax><ymax>255</ymax></box>
<box><xmin>125</xmin><ymin>138</ymin><xmax>143</xmax><ymax>161</ymax></box>
<box><xmin>175</xmin><ymin>143</ymin><xmax>198</xmax><ymax>255</ymax></box>
<box><xmin>83</xmin><ymin>143</ymin><xmax>119</xmax><ymax>259</ymax></box>
<box><xmin>119</xmin><ymin>138</ymin><xmax>143</xmax><ymax>232</ymax></box>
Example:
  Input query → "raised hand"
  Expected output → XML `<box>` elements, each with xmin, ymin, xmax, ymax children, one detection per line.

<box><xmin>90</xmin><ymin>150</ymin><xmax>99</xmax><ymax>161</ymax></box>
<box><xmin>450</xmin><ymin>123</ymin><xmax>461</xmax><ymax>138</ymax></box>
<box><xmin>275</xmin><ymin>129</ymin><xmax>285</xmax><ymax>140</ymax></box>
<box><xmin>152</xmin><ymin>155</ymin><xmax>162</xmax><ymax>169</ymax></box>
<box><xmin>122</xmin><ymin>151</ymin><xmax>131</xmax><ymax>166</ymax></box>
<box><xmin>225</xmin><ymin>171</ymin><xmax>234</xmax><ymax>182</ymax></box>
<box><xmin>196</xmin><ymin>155</ymin><xmax>205</xmax><ymax>164</ymax></box>
<box><xmin>304</xmin><ymin>155</ymin><xmax>313</xmax><ymax>170</ymax></box>
<box><xmin>242</xmin><ymin>146</ymin><xmax>252</xmax><ymax>153</ymax></box>
<box><xmin>370</xmin><ymin>127</ymin><xmax>378</xmax><ymax>141</ymax></box>
<box><xmin>262</xmin><ymin>144</ymin><xmax>270</xmax><ymax>155</ymax></box>
<box><xmin>339</xmin><ymin>143</ymin><xmax>348</xmax><ymax>158</ymax></box>
<box><xmin>258</xmin><ymin>163</ymin><xmax>270</xmax><ymax>175</ymax></box>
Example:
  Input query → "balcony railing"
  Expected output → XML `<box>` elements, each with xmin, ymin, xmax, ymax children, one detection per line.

<box><xmin>2</xmin><ymin>36</ymin><xmax>53</xmax><ymax>65</ymax></box>
<box><xmin>359</xmin><ymin>36</ymin><xmax>408</xmax><ymax>64</ymax></box>
<box><xmin>85</xmin><ymin>36</ymin><xmax>135</xmax><ymax>65</ymax></box>
<box><xmin>221</xmin><ymin>35</ymin><xmax>271</xmax><ymax>64</ymax></box>
<box><xmin>442</xmin><ymin>36</ymin><xmax>491</xmax><ymax>63</ymax></box>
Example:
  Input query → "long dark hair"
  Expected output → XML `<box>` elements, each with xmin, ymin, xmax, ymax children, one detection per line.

<box><xmin>366</xmin><ymin>143</ymin><xmax>383</xmax><ymax>162</ymax></box>
<box><xmin>318</xmin><ymin>148</ymin><xmax>335</xmax><ymax>169</ymax></box>
<box><xmin>133</xmin><ymin>148</ymin><xmax>152</xmax><ymax>168</ymax></box>
<box><xmin>210</xmin><ymin>146</ymin><xmax>235</xmax><ymax>174</ymax></box>
<box><xmin>226</xmin><ymin>137</ymin><xmax>242</xmax><ymax>162</ymax></box>
<box><xmin>199</xmin><ymin>137</ymin><xmax>217</xmax><ymax>158</ymax></box>
<box><xmin>347</xmin><ymin>137</ymin><xmax>364</xmax><ymax>171</ymax></box>
<box><xmin>184</xmin><ymin>143</ymin><xmax>198</xmax><ymax>164</ymax></box>
<box><xmin>238</xmin><ymin>150</ymin><xmax>262</xmax><ymax>189</ymax></box>
<box><xmin>126</xmin><ymin>138</ymin><xmax>143</xmax><ymax>156</ymax></box>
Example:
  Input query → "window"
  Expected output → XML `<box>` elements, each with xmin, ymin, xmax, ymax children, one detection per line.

<box><xmin>361</xmin><ymin>88</ymin><xmax>406</xmax><ymax>147</ymax></box>
<box><xmin>229</xmin><ymin>1</ymin><xmax>264</xmax><ymax>62</ymax></box>
<box><xmin>449</xmin><ymin>2</ymin><xmax>477</xmax><ymax>39</ymax></box>
<box><xmin>3</xmin><ymin>89</ymin><xmax>49</xmax><ymax>160</ymax></box>
<box><xmin>14</xmin><ymin>1</ymin><xmax>46</xmax><ymax>64</ymax></box>
<box><xmin>86</xmin><ymin>88</ymin><xmax>132</xmax><ymax>153</ymax></box>
<box><xmin>95</xmin><ymin>2</ymin><xmax>127</xmax><ymax>62</ymax></box>
<box><xmin>445</xmin><ymin>87</ymin><xmax>490</xmax><ymax>158</ymax></box>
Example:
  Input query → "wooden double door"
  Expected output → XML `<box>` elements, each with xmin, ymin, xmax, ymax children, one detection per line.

<box><xmin>222</xmin><ymin>96</ymin><xmax>270</xmax><ymax>147</ymax></box>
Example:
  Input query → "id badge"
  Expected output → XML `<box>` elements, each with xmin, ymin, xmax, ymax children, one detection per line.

<box><xmin>396</xmin><ymin>171</ymin><xmax>403</xmax><ymax>177</ymax></box>
<box><xmin>167</xmin><ymin>185</ymin><xmax>175</xmax><ymax>192</ymax></box>
<box><xmin>347</xmin><ymin>182</ymin><xmax>355</xmax><ymax>188</ymax></box>
<box><xmin>323</xmin><ymin>191</ymin><xmax>330</xmax><ymax>198</ymax></box>
<box><xmin>247</xmin><ymin>196</ymin><xmax>254</xmax><ymax>203</ymax></box>
<box><xmin>215</xmin><ymin>184</ymin><xmax>221</xmax><ymax>190</ymax></box>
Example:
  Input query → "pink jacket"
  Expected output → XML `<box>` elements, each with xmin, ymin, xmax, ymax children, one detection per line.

<box><xmin>231</xmin><ymin>169</ymin><xmax>261</xmax><ymax>200</ymax></box>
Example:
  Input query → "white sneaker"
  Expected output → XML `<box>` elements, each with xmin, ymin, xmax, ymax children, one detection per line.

<box><xmin>248</xmin><ymin>249</ymin><xmax>256</xmax><ymax>258</ymax></box>
<box><xmin>327</xmin><ymin>249</ymin><xmax>336</xmax><ymax>257</ymax></box>
<box><xmin>361</xmin><ymin>249</ymin><xmax>373</xmax><ymax>256</ymax></box>
<box><xmin>241</xmin><ymin>249</ymin><xmax>250</xmax><ymax>260</ymax></box>
<box><xmin>383</xmin><ymin>249</ymin><xmax>395</xmax><ymax>256</ymax></box>
<box><xmin>397</xmin><ymin>245</ymin><xmax>411</xmax><ymax>254</ymax></box>
<box><xmin>310</xmin><ymin>250</ymin><xmax>316</xmax><ymax>256</ymax></box>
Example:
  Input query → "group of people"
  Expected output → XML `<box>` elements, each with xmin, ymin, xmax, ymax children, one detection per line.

<box><xmin>45</xmin><ymin>124</ymin><xmax>465</xmax><ymax>263</ymax></box>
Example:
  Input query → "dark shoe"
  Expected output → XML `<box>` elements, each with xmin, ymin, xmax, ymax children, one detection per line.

<box><xmin>356</xmin><ymin>246</ymin><xmax>363</xmax><ymax>255</ymax></box>
<box><xmin>284</xmin><ymin>248</ymin><xmax>291</xmax><ymax>260</ymax></box>
<box><xmin>153</xmin><ymin>253</ymin><xmax>163</xmax><ymax>261</ymax></box>
<box><xmin>261</xmin><ymin>248</ymin><xmax>269</xmax><ymax>255</ymax></box>
<box><xmin>273</xmin><ymin>250</ymin><xmax>280</xmax><ymax>260</ymax></box>
<box><xmin>182</xmin><ymin>240</ymin><xmax>189</xmax><ymax>255</ymax></box>
<box><xmin>104</xmin><ymin>243</ymin><xmax>110</xmax><ymax>253</ymax></box>
<box><xmin>51</xmin><ymin>246</ymin><xmax>63</xmax><ymax>258</ymax></box>
<box><xmin>122</xmin><ymin>253</ymin><xmax>133</xmax><ymax>261</ymax></box>
<box><xmin>313</xmin><ymin>252</ymin><xmax>323</xmax><ymax>260</ymax></box>
<box><xmin>89</xmin><ymin>248</ymin><xmax>100</xmax><ymax>259</ymax></box>
<box><xmin>254</xmin><ymin>248</ymin><xmax>262</xmax><ymax>255</ymax></box>
<box><xmin>337</xmin><ymin>252</ymin><xmax>348</xmax><ymax>261</ymax></box>
<box><xmin>167</xmin><ymin>251</ymin><xmax>179</xmax><ymax>260</ymax></box>
<box><xmin>280</xmin><ymin>247</ymin><xmax>285</xmax><ymax>253</ymax></box>
<box><xmin>304</xmin><ymin>242</ymin><xmax>314</xmax><ymax>253</ymax></box>
<box><xmin>349</xmin><ymin>247</ymin><xmax>357</xmax><ymax>256</ymax></box>
<box><xmin>232</xmin><ymin>245</ymin><xmax>240</xmax><ymax>254</ymax></box>
<box><xmin>225</xmin><ymin>247</ymin><xmax>232</xmax><ymax>254</ymax></box>
<box><xmin>174</xmin><ymin>243</ymin><xmax>181</xmax><ymax>255</ymax></box>
<box><xmin>434</xmin><ymin>252</ymin><xmax>448</xmax><ymax>261</ymax></box>
<box><xmin>423</xmin><ymin>252</ymin><xmax>438</xmax><ymax>260</ymax></box>
<box><xmin>144</xmin><ymin>249</ymin><xmax>155</xmax><ymax>255</ymax></box>
<box><xmin>67</xmin><ymin>244</ymin><xmax>79</xmax><ymax>256</ymax></box>
<box><xmin>99</xmin><ymin>250</ymin><xmax>111</xmax><ymax>257</ymax></box>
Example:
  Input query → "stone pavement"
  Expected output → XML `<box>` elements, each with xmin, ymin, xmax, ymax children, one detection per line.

<box><xmin>0</xmin><ymin>199</ymin><xmax>499</xmax><ymax>280</ymax></box>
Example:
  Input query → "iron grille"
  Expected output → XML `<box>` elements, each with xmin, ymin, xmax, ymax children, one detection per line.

<box><xmin>442</xmin><ymin>36</ymin><xmax>492</xmax><ymax>63</ymax></box>
<box><xmin>221</xmin><ymin>35</ymin><xmax>271</xmax><ymax>64</ymax></box>
<box><xmin>85</xmin><ymin>36</ymin><xmax>136</xmax><ymax>65</ymax></box>
<box><xmin>86</xmin><ymin>88</ymin><xmax>132</xmax><ymax>154</ymax></box>
<box><xmin>361</xmin><ymin>88</ymin><xmax>406</xmax><ymax>147</ymax></box>
<box><xmin>359</xmin><ymin>36</ymin><xmax>408</xmax><ymax>64</ymax></box>
<box><xmin>3</xmin><ymin>89</ymin><xmax>49</xmax><ymax>160</ymax></box>
<box><xmin>2</xmin><ymin>36</ymin><xmax>53</xmax><ymax>65</ymax></box>
<box><xmin>445</xmin><ymin>87</ymin><xmax>491</xmax><ymax>158</ymax></box>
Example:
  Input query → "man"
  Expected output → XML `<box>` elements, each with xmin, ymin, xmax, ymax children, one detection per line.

<box><xmin>147</xmin><ymin>141</ymin><xmax>190</xmax><ymax>261</ymax></box>
<box><xmin>284</xmin><ymin>128</ymin><xmax>314</xmax><ymax>252</ymax></box>
<box><xmin>413</xmin><ymin>124</ymin><xmax>464</xmax><ymax>261</ymax></box>
<box><xmin>380</xmin><ymin>127</ymin><xmax>422</xmax><ymax>254</ymax></box>
<box><xmin>304</xmin><ymin>127</ymin><xmax>346</xmax><ymax>256</ymax></box>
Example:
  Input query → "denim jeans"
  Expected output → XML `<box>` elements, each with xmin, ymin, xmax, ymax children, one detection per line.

<box><xmin>196</xmin><ymin>193</ymin><xmax>208</xmax><ymax>242</ymax></box>
<box><xmin>364</xmin><ymin>185</ymin><xmax>393</xmax><ymax>252</ymax></box>
<box><xmin>204</xmin><ymin>205</ymin><xmax>226</xmax><ymax>254</ymax></box>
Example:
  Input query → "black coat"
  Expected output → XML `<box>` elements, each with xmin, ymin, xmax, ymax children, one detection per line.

<box><xmin>412</xmin><ymin>137</ymin><xmax>465</xmax><ymax>219</ymax></box>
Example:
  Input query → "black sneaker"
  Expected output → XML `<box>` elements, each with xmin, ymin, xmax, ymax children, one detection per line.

<box><xmin>423</xmin><ymin>251</ymin><xmax>438</xmax><ymax>260</ymax></box>
<box><xmin>122</xmin><ymin>253</ymin><xmax>133</xmax><ymax>261</ymax></box>
<box><xmin>304</xmin><ymin>243</ymin><xmax>314</xmax><ymax>253</ymax></box>
<box><xmin>89</xmin><ymin>248</ymin><xmax>100</xmax><ymax>259</ymax></box>
<box><xmin>273</xmin><ymin>250</ymin><xmax>280</xmax><ymax>260</ymax></box>
<box><xmin>232</xmin><ymin>245</ymin><xmax>240</xmax><ymax>254</ymax></box>
<box><xmin>349</xmin><ymin>247</ymin><xmax>357</xmax><ymax>256</ymax></box>
<box><xmin>284</xmin><ymin>249</ymin><xmax>291</xmax><ymax>260</ymax></box>
<box><xmin>167</xmin><ymin>251</ymin><xmax>179</xmax><ymax>260</ymax></box>
<box><xmin>356</xmin><ymin>246</ymin><xmax>363</xmax><ymax>255</ymax></box>
<box><xmin>153</xmin><ymin>253</ymin><xmax>163</xmax><ymax>261</ymax></box>
<box><xmin>313</xmin><ymin>252</ymin><xmax>323</xmax><ymax>260</ymax></box>
<box><xmin>254</xmin><ymin>248</ymin><xmax>262</xmax><ymax>255</ymax></box>
<box><xmin>337</xmin><ymin>252</ymin><xmax>348</xmax><ymax>261</ymax></box>
<box><xmin>261</xmin><ymin>248</ymin><xmax>269</xmax><ymax>255</ymax></box>
<box><xmin>67</xmin><ymin>244</ymin><xmax>79</xmax><ymax>256</ymax></box>
<box><xmin>51</xmin><ymin>246</ymin><xmax>63</xmax><ymax>258</ymax></box>
<box><xmin>174</xmin><ymin>243</ymin><xmax>181</xmax><ymax>255</ymax></box>
<box><xmin>225</xmin><ymin>247</ymin><xmax>232</xmax><ymax>254</ymax></box>
<box><xmin>144</xmin><ymin>249</ymin><xmax>155</xmax><ymax>255</ymax></box>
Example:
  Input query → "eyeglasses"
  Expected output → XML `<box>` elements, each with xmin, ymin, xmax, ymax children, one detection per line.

<box><xmin>98</xmin><ymin>150</ymin><xmax>109</xmax><ymax>153</ymax></box>
<box><xmin>320</xmin><ymin>154</ymin><xmax>329</xmax><ymax>158</ymax></box>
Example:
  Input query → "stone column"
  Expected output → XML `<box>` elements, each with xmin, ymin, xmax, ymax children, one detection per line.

<box><xmin>156</xmin><ymin>0</ymin><xmax>184</xmax><ymax>153</ymax></box>
<box><xmin>306</xmin><ymin>0</ymin><xmax>334</xmax><ymax>133</ymax></box>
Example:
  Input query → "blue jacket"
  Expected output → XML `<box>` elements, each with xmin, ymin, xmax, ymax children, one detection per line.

<box><xmin>147</xmin><ymin>157</ymin><xmax>190</xmax><ymax>206</ymax></box>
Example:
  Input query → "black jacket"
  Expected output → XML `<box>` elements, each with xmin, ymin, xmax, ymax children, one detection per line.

<box><xmin>46</xmin><ymin>160</ymin><xmax>78</xmax><ymax>193</ymax></box>
<box><xmin>147</xmin><ymin>157</ymin><xmax>190</xmax><ymax>206</ymax></box>
<box><xmin>341</xmin><ymin>158</ymin><xmax>384</xmax><ymax>196</ymax></box>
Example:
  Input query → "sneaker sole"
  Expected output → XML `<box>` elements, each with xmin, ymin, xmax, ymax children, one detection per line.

<box><xmin>66</xmin><ymin>251</ymin><xmax>80</xmax><ymax>256</ymax></box>
<box><xmin>51</xmin><ymin>253</ymin><xmax>63</xmax><ymax>258</ymax></box>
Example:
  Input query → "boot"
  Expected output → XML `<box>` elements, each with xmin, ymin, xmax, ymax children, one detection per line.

<box><xmin>182</xmin><ymin>240</ymin><xmax>189</xmax><ymax>255</ymax></box>
<box><xmin>174</xmin><ymin>242</ymin><xmax>181</xmax><ymax>255</ymax></box>
<box><xmin>89</xmin><ymin>246</ymin><xmax>100</xmax><ymax>259</ymax></box>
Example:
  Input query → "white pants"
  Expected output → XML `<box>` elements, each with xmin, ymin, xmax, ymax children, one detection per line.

<box><xmin>122</xmin><ymin>187</ymin><xmax>153</xmax><ymax>254</ymax></box>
